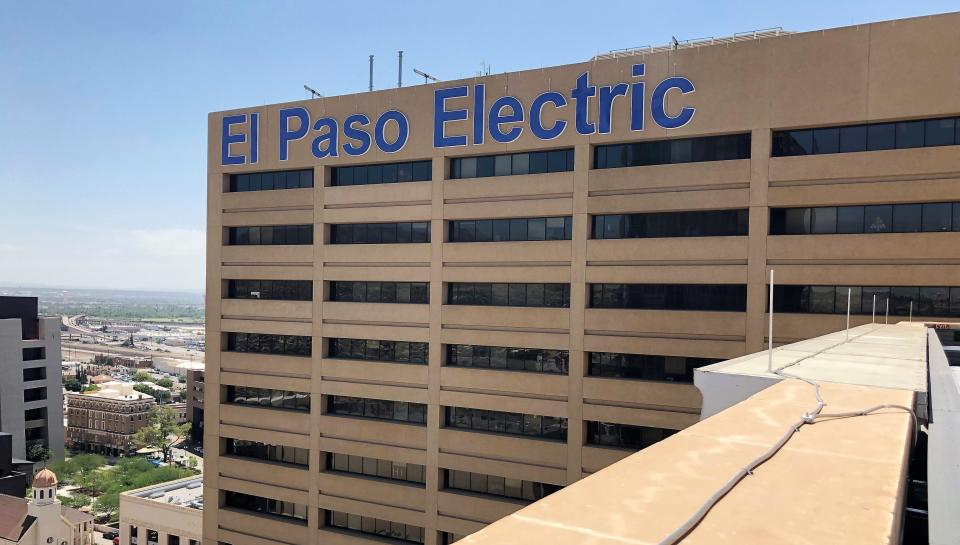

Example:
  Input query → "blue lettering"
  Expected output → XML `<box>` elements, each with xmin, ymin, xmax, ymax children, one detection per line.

<box><xmin>631</xmin><ymin>64</ymin><xmax>645</xmax><ymax>131</ymax></box>
<box><xmin>279</xmin><ymin>107</ymin><xmax>309</xmax><ymax>161</ymax></box>
<box><xmin>488</xmin><ymin>96</ymin><xmax>524</xmax><ymax>143</ymax></box>
<box><xmin>530</xmin><ymin>92</ymin><xmax>567</xmax><ymax>140</ymax></box>
<box><xmin>220</xmin><ymin>114</ymin><xmax>246</xmax><ymax>166</ymax></box>
<box><xmin>473</xmin><ymin>84</ymin><xmax>485</xmax><ymax>145</ymax></box>
<box><xmin>434</xmin><ymin>86</ymin><xmax>469</xmax><ymax>148</ymax></box>
<box><xmin>375</xmin><ymin>110</ymin><xmax>409</xmax><ymax>153</ymax></box>
<box><xmin>598</xmin><ymin>84</ymin><xmax>628</xmax><ymax>134</ymax></box>
<box><xmin>571</xmin><ymin>72</ymin><xmax>596</xmax><ymax>135</ymax></box>
<box><xmin>652</xmin><ymin>76</ymin><xmax>695</xmax><ymax>129</ymax></box>
<box><xmin>311</xmin><ymin>117</ymin><xmax>339</xmax><ymax>158</ymax></box>
<box><xmin>343</xmin><ymin>114</ymin><xmax>371</xmax><ymax>156</ymax></box>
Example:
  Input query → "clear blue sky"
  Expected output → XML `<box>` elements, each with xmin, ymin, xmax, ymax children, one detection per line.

<box><xmin>0</xmin><ymin>1</ymin><xmax>955</xmax><ymax>291</ymax></box>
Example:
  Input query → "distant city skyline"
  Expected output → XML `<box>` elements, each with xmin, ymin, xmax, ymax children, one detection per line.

<box><xmin>2</xmin><ymin>0</ymin><xmax>956</xmax><ymax>290</ymax></box>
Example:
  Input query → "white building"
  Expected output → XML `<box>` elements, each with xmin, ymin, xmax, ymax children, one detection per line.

<box><xmin>0</xmin><ymin>468</ymin><xmax>94</xmax><ymax>545</ymax></box>
<box><xmin>0</xmin><ymin>297</ymin><xmax>65</xmax><ymax>462</ymax></box>
<box><xmin>120</xmin><ymin>476</ymin><xmax>202</xmax><ymax>545</ymax></box>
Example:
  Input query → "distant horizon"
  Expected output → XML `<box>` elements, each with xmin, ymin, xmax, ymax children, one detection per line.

<box><xmin>0</xmin><ymin>283</ymin><xmax>205</xmax><ymax>295</ymax></box>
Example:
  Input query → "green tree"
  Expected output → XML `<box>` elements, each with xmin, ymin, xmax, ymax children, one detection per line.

<box><xmin>59</xmin><ymin>494</ymin><xmax>92</xmax><ymax>509</ymax></box>
<box><xmin>26</xmin><ymin>444</ymin><xmax>50</xmax><ymax>463</ymax></box>
<box><xmin>133</xmin><ymin>406</ymin><xmax>190</xmax><ymax>463</ymax></box>
<box><xmin>64</xmin><ymin>378</ymin><xmax>82</xmax><ymax>392</ymax></box>
<box><xmin>132</xmin><ymin>371</ymin><xmax>153</xmax><ymax>382</ymax></box>
<box><xmin>155</xmin><ymin>377</ymin><xmax>174</xmax><ymax>388</ymax></box>
<box><xmin>133</xmin><ymin>383</ymin><xmax>169</xmax><ymax>402</ymax></box>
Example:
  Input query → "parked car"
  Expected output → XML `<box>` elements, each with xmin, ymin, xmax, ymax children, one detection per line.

<box><xmin>103</xmin><ymin>531</ymin><xmax>118</xmax><ymax>540</ymax></box>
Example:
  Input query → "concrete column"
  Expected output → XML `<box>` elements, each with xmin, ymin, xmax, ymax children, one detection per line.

<box><xmin>745</xmin><ymin>128</ymin><xmax>772</xmax><ymax>352</ymax></box>
<box><xmin>309</xmin><ymin>163</ymin><xmax>327</xmax><ymax>545</ymax></box>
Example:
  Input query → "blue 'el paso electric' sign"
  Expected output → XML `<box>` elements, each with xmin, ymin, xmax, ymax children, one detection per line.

<box><xmin>221</xmin><ymin>64</ymin><xmax>694</xmax><ymax>166</ymax></box>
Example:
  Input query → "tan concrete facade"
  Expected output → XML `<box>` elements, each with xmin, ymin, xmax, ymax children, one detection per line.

<box><xmin>205</xmin><ymin>13</ymin><xmax>960</xmax><ymax>545</ymax></box>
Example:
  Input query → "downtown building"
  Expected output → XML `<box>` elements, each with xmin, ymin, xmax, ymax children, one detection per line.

<box><xmin>0</xmin><ymin>297</ymin><xmax>65</xmax><ymax>463</ymax></box>
<box><xmin>204</xmin><ymin>13</ymin><xmax>960</xmax><ymax>545</ymax></box>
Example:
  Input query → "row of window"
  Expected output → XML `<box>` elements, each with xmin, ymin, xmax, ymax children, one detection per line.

<box><xmin>772</xmin><ymin>285</ymin><xmax>960</xmax><ymax>317</ymax></box>
<box><xmin>229</xmin><ymin>169</ymin><xmax>314</xmax><ymax>192</ymax></box>
<box><xmin>450</xmin><ymin>149</ymin><xmax>574</xmax><ymax>179</ymax></box>
<box><xmin>223</xmin><ymin>491</ymin><xmax>307</xmax><ymax>523</ymax></box>
<box><xmin>327</xmin><ymin>395</ymin><xmax>428</xmax><ymax>424</ymax></box>
<box><xmin>589</xmin><ymin>284</ymin><xmax>747</xmax><ymax>311</ymax></box>
<box><xmin>23</xmin><ymin>367</ymin><xmax>46</xmax><ymax>382</ymax></box>
<box><xmin>227</xmin><ymin>225</ymin><xmax>313</xmax><ymax>245</ymax></box>
<box><xmin>447</xmin><ymin>344</ymin><xmax>569</xmax><ymax>375</ymax></box>
<box><xmin>448</xmin><ymin>283</ymin><xmax>570</xmax><ymax>308</ymax></box>
<box><xmin>328</xmin><ymin>453</ymin><xmax>426</xmax><ymax>485</ymax></box>
<box><xmin>330</xmin><ymin>222</ymin><xmax>430</xmax><ymax>244</ymax></box>
<box><xmin>588</xmin><ymin>352</ymin><xmax>719</xmax><ymax>383</ymax></box>
<box><xmin>446</xmin><ymin>407</ymin><xmax>567</xmax><ymax>441</ymax></box>
<box><xmin>326</xmin><ymin>511</ymin><xmax>424</xmax><ymax>544</ymax></box>
<box><xmin>226</xmin><ymin>332</ymin><xmax>312</xmax><ymax>357</ymax></box>
<box><xmin>328</xmin><ymin>338</ymin><xmax>429</xmax><ymax>365</ymax></box>
<box><xmin>331</xmin><ymin>160</ymin><xmax>432</xmax><ymax>186</ymax></box>
<box><xmin>225</xmin><ymin>386</ymin><xmax>311</xmax><ymax>411</ymax></box>
<box><xmin>773</xmin><ymin>117</ymin><xmax>960</xmax><ymax>157</ymax></box>
<box><xmin>592</xmin><ymin>210</ymin><xmax>749</xmax><ymax>239</ymax></box>
<box><xmin>586</xmin><ymin>421</ymin><xmax>677</xmax><ymax>450</ymax></box>
<box><xmin>329</xmin><ymin>281</ymin><xmax>430</xmax><ymax>304</ymax></box>
<box><xmin>225</xmin><ymin>438</ymin><xmax>309</xmax><ymax>467</ymax></box>
<box><xmin>445</xmin><ymin>469</ymin><xmax>561</xmax><ymax>502</ymax></box>
<box><xmin>226</xmin><ymin>280</ymin><xmax>313</xmax><ymax>301</ymax></box>
<box><xmin>449</xmin><ymin>216</ymin><xmax>572</xmax><ymax>242</ymax></box>
<box><xmin>770</xmin><ymin>202</ymin><xmax>960</xmax><ymax>235</ymax></box>
<box><xmin>595</xmin><ymin>133</ymin><xmax>752</xmax><ymax>169</ymax></box>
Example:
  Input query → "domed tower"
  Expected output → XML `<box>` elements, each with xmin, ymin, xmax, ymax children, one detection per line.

<box><xmin>28</xmin><ymin>468</ymin><xmax>65</xmax><ymax>545</ymax></box>
<box><xmin>32</xmin><ymin>468</ymin><xmax>58</xmax><ymax>505</ymax></box>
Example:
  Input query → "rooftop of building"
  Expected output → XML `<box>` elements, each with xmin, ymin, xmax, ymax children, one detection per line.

<box><xmin>68</xmin><ymin>381</ymin><xmax>153</xmax><ymax>402</ymax></box>
<box><xmin>460</xmin><ymin>322</ymin><xmax>948</xmax><ymax>544</ymax></box>
<box><xmin>123</xmin><ymin>476</ymin><xmax>203</xmax><ymax>510</ymax></box>
<box><xmin>0</xmin><ymin>495</ymin><xmax>32</xmax><ymax>542</ymax></box>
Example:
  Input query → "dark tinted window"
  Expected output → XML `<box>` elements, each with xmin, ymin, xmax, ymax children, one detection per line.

<box><xmin>226</xmin><ymin>332</ymin><xmax>312</xmax><ymax>356</ymax></box>
<box><xmin>450</xmin><ymin>217</ymin><xmax>572</xmax><ymax>242</ymax></box>
<box><xmin>589</xmin><ymin>284</ymin><xmax>747</xmax><ymax>312</ymax></box>
<box><xmin>327</xmin><ymin>396</ymin><xmax>427</xmax><ymax>424</ymax></box>
<box><xmin>771</xmin><ymin>202</ymin><xmax>958</xmax><ymax>235</ymax></box>
<box><xmin>225</xmin><ymin>386</ymin><xmax>310</xmax><ymax>411</ymax></box>
<box><xmin>592</xmin><ymin>210</ymin><xmax>748</xmax><ymax>239</ymax></box>
<box><xmin>447</xmin><ymin>345</ymin><xmax>568</xmax><ymax>374</ymax></box>
<box><xmin>587</xmin><ymin>352</ymin><xmax>719</xmax><ymax>382</ymax></box>
<box><xmin>444</xmin><ymin>469</ymin><xmax>560</xmax><ymax>502</ymax></box>
<box><xmin>448</xmin><ymin>283</ymin><xmax>569</xmax><ymax>308</ymax></box>
<box><xmin>332</xmin><ymin>161</ymin><xmax>431</xmax><ymax>186</ymax></box>
<box><xmin>445</xmin><ymin>406</ymin><xmax>567</xmax><ymax>440</ymax></box>
<box><xmin>772</xmin><ymin>285</ymin><xmax>960</xmax><ymax>317</ymax></box>
<box><xmin>328</xmin><ymin>338</ymin><xmax>428</xmax><ymax>364</ymax></box>
<box><xmin>225</xmin><ymin>439</ymin><xmax>309</xmax><ymax>467</ymax></box>
<box><xmin>227</xmin><ymin>280</ymin><xmax>312</xmax><ymax>301</ymax></box>
<box><xmin>330</xmin><ymin>282</ymin><xmax>429</xmax><ymax>304</ymax></box>
<box><xmin>773</xmin><ymin>117</ymin><xmax>960</xmax><ymax>156</ymax></box>
<box><xmin>229</xmin><ymin>169</ymin><xmax>313</xmax><ymax>192</ymax></box>
<box><xmin>328</xmin><ymin>453</ymin><xmax>426</xmax><ymax>485</ymax></box>
<box><xmin>586</xmin><ymin>421</ymin><xmax>677</xmax><ymax>450</ymax></box>
<box><xmin>326</xmin><ymin>510</ymin><xmax>425</xmax><ymax>544</ymax></box>
<box><xmin>227</xmin><ymin>225</ymin><xmax>313</xmax><ymax>245</ymax></box>
<box><xmin>223</xmin><ymin>491</ymin><xmax>307</xmax><ymax>522</ymax></box>
<box><xmin>451</xmin><ymin>149</ymin><xmax>573</xmax><ymax>180</ymax></box>
<box><xmin>331</xmin><ymin>222</ymin><xmax>430</xmax><ymax>244</ymax></box>
<box><xmin>596</xmin><ymin>133</ymin><xmax>750</xmax><ymax>169</ymax></box>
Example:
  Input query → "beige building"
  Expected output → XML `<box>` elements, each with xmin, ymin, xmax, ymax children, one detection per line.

<box><xmin>204</xmin><ymin>13</ymin><xmax>960</xmax><ymax>545</ymax></box>
<box><xmin>120</xmin><ymin>476</ymin><xmax>202</xmax><ymax>545</ymax></box>
<box><xmin>65</xmin><ymin>383</ymin><xmax>154</xmax><ymax>456</ymax></box>
<box><xmin>183</xmin><ymin>366</ymin><xmax>204</xmax><ymax>445</ymax></box>
<box><xmin>0</xmin><ymin>469</ymin><xmax>94</xmax><ymax>545</ymax></box>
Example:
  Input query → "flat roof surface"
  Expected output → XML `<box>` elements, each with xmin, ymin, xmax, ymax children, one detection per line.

<box><xmin>126</xmin><ymin>476</ymin><xmax>203</xmax><ymax>508</ymax></box>
<box><xmin>699</xmin><ymin>323</ymin><xmax>928</xmax><ymax>392</ymax></box>
<box><xmin>461</xmin><ymin>325</ymin><xmax>924</xmax><ymax>545</ymax></box>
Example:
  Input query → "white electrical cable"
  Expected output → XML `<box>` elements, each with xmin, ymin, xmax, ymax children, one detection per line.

<box><xmin>655</xmin><ymin>326</ymin><xmax>919</xmax><ymax>545</ymax></box>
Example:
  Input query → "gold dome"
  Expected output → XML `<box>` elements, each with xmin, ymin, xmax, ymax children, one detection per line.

<box><xmin>32</xmin><ymin>468</ymin><xmax>57</xmax><ymax>488</ymax></box>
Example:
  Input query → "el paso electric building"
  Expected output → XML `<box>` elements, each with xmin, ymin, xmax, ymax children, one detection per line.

<box><xmin>204</xmin><ymin>13</ymin><xmax>960</xmax><ymax>545</ymax></box>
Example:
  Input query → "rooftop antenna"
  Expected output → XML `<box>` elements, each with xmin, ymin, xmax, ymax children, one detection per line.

<box><xmin>671</xmin><ymin>36</ymin><xmax>679</xmax><ymax>49</ymax></box>
<box><xmin>303</xmin><ymin>85</ymin><xmax>324</xmax><ymax>99</ymax></box>
<box><xmin>398</xmin><ymin>50</ymin><xmax>403</xmax><ymax>88</ymax></box>
<box><xmin>368</xmin><ymin>54</ymin><xmax>374</xmax><ymax>92</ymax></box>
<box><xmin>413</xmin><ymin>68</ymin><xmax>439</xmax><ymax>84</ymax></box>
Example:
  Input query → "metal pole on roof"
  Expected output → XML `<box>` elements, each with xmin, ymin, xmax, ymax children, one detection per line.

<box><xmin>885</xmin><ymin>298</ymin><xmax>890</xmax><ymax>324</ymax></box>
<box><xmin>369</xmin><ymin>55</ymin><xmax>374</xmax><ymax>92</ymax></box>
<box><xmin>909</xmin><ymin>301</ymin><xmax>913</xmax><ymax>323</ymax></box>
<box><xmin>872</xmin><ymin>294</ymin><xmax>877</xmax><ymax>324</ymax></box>
<box><xmin>768</xmin><ymin>269</ymin><xmax>774</xmax><ymax>373</ymax></box>
<box><xmin>845</xmin><ymin>288</ymin><xmax>852</xmax><ymax>341</ymax></box>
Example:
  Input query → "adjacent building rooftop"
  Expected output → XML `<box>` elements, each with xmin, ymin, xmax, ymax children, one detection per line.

<box><xmin>126</xmin><ymin>476</ymin><xmax>203</xmax><ymax>510</ymax></box>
